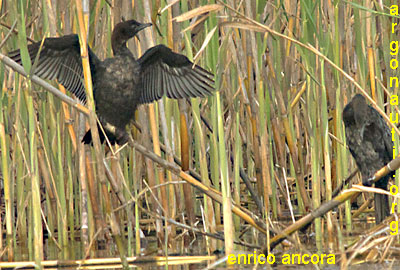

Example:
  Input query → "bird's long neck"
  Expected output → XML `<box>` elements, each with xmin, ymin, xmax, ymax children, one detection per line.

<box><xmin>111</xmin><ymin>40</ymin><xmax>130</xmax><ymax>56</ymax></box>
<box><xmin>111</xmin><ymin>29</ymin><xmax>134</xmax><ymax>56</ymax></box>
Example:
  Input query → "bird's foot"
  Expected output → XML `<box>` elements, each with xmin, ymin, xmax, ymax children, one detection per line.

<box><xmin>115</xmin><ymin>131</ymin><xmax>130</xmax><ymax>145</ymax></box>
<box><xmin>362</xmin><ymin>175</ymin><xmax>374</xmax><ymax>187</ymax></box>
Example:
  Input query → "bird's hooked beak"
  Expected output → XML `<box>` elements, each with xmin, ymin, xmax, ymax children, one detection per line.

<box><xmin>351</xmin><ymin>122</ymin><xmax>365</xmax><ymax>146</ymax></box>
<box><xmin>355</xmin><ymin>128</ymin><xmax>364</xmax><ymax>146</ymax></box>
<box><xmin>138</xmin><ymin>22</ymin><xmax>152</xmax><ymax>31</ymax></box>
<box><xmin>135</xmin><ymin>22</ymin><xmax>152</xmax><ymax>41</ymax></box>
<box><xmin>354</xmin><ymin>111</ymin><xmax>366</xmax><ymax>145</ymax></box>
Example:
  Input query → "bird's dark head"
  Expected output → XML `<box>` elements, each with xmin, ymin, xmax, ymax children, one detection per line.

<box><xmin>351</xmin><ymin>94</ymin><xmax>369</xmax><ymax>125</ymax></box>
<box><xmin>343</xmin><ymin>94</ymin><xmax>370</xmax><ymax>144</ymax></box>
<box><xmin>112</xmin><ymin>20</ymin><xmax>152</xmax><ymax>53</ymax></box>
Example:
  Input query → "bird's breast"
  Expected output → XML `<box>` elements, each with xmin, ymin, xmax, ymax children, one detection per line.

<box><xmin>93</xmin><ymin>56</ymin><xmax>141</xmax><ymax>128</ymax></box>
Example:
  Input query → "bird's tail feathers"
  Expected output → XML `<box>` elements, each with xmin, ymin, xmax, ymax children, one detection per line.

<box><xmin>374</xmin><ymin>193</ymin><xmax>390</xmax><ymax>224</ymax></box>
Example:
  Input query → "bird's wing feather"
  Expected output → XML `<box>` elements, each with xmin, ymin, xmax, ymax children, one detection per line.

<box><xmin>8</xmin><ymin>34</ymin><xmax>100</xmax><ymax>103</ymax></box>
<box><xmin>378</xmin><ymin>110</ymin><xmax>394</xmax><ymax>163</ymax></box>
<box><xmin>137</xmin><ymin>44</ymin><xmax>214</xmax><ymax>104</ymax></box>
<box><xmin>366</xmin><ymin>106</ymin><xmax>393</xmax><ymax>162</ymax></box>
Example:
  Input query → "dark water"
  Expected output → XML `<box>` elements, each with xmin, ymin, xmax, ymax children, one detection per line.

<box><xmin>4</xmin><ymin>220</ymin><xmax>395</xmax><ymax>270</ymax></box>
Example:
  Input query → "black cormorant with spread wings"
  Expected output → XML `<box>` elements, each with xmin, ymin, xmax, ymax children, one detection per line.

<box><xmin>9</xmin><ymin>20</ymin><xmax>214</xmax><ymax>145</ymax></box>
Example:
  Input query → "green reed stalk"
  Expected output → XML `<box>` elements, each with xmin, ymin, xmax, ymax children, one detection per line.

<box><xmin>0</xmin><ymin>76</ymin><xmax>13</xmax><ymax>261</ymax></box>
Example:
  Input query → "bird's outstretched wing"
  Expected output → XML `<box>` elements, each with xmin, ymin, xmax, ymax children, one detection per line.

<box><xmin>8</xmin><ymin>34</ymin><xmax>100</xmax><ymax>103</ymax></box>
<box><xmin>137</xmin><ymin>44</ymin><xmax>214</xmax><ymax>104</ymax></box>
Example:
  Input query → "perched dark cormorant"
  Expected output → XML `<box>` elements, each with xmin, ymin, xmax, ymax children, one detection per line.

<box><xmin>9</xmin><ymin>20</ymin><xmax>214</xmax><ymax>145</ymax></box>
<box><xmin>343</xmin><ymin>94</ymin><xmax>391</xmax><ymax>224</ymax></box>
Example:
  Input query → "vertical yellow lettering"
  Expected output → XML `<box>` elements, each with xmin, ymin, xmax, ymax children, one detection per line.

<box><xmin>391</xmin><ymin>202</ymin><xmax>397</xmax><ymax>213</ymax></box>
<box><xmin>390</xmin><ymin>95</ymin><xmax>399</xmax><ymax>105</ymax></box>
<box><xmin>390</xmin><ymin>185</ymin><xmax>398</xmax><ymax>195</ymax></box>
<box><xmin>390</xmin><ymin>220</ymin><xmax>398</xmax><ymax>235</ymax></box>
<box><xmin>390</xmin><ymin>113</ymin><xmax>399</xmax><ymax>124</ymax></box>
<box><xmin>391</xmin><ymin>41</ymin><xmax>399</xmax><ymax>56</ymax></box>
<box><xmin>390</xmin><ymin>5</ymin><xmax>399</xmax><ymax>15</ymax></box>
<box><xmin>393</xmin><ymin>22</ymin><xmax>398</xmax><ymax>33</ymax></box>
<box><xmin>390</xmin><ymin>59</ymin><xmax>398</xmax><ymax>69</ymax></box>
<box><xmin>390</xmin><ymin>77</ymin><xmax>399</xmax><ymax>88</ymax></box>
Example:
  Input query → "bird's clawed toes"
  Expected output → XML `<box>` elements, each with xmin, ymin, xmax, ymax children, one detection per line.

<box><xmin>115</xmin><ymin>130</ymin><xmax>130</xmax><ymax>145</ymax></box>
